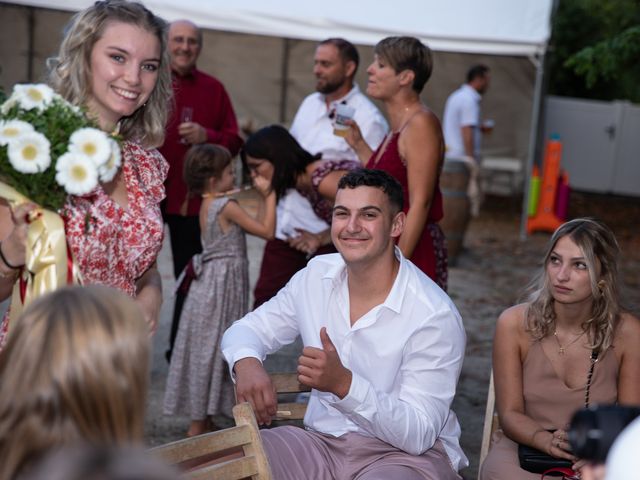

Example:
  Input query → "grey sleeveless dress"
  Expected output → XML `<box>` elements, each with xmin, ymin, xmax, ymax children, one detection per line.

<box><xmin>164</xmin><ymin>197</ymin><xmax>249</xmax><ymax>419</ymax></box>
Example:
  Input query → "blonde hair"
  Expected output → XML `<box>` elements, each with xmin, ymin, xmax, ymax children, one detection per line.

<box><xmin>0</xmin><ymin>285</ymin><xmax>150</xmax><ymax>480</ymax></box>
<box><xmin>21</xmin><ymin>446</ymin><xmax>179</xmax><ymax>480</ymax></box>
<box><xmin>525</xmin><ymin>218</ymin><xmax>621</xmax><ymax>353</ymax></box>
<box><xmin>48</xmin><ymin>0</ymin><xmax>172</xmax><ymax>147</ymax></box>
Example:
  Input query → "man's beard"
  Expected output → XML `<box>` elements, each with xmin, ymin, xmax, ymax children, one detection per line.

<box><xmin>316</xmin><ymin>76</ymin><xmax>345</xmax><ymax>95</ymax></box>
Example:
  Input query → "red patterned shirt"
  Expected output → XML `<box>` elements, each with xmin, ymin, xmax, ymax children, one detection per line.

<box><xmin>62</xmin><ymin>141</ymin><xmax>168</xmax><ymax>296</ymax></box>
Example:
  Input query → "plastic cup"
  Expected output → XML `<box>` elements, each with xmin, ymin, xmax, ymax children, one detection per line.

<box><xmin>333</xmin><ymin>104</ymin><xmax>355</xmax><ymax>137</ymax></box>
<box><xmin>482</xmin><ymin>119</ymin><xmax>495</xmax><ymax>134</ymax></box>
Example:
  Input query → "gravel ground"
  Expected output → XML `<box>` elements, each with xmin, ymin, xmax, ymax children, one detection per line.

<box><xmin>144</xmin><ymin>191</ymin><xmax>640</xmax><ymax>479</ymax></box>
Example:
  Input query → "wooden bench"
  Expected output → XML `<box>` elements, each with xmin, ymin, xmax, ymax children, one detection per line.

<box><xmin>271</xmin><ymin>372</ymin><xmax>311</xmax><ymax>423</ymax></box>
<box><xmin>151</xmin><ymin>402</ymin><xmax>272</xmax><ymax>480</ymax></box>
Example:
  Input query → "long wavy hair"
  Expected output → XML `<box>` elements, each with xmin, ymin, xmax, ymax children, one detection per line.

<box><xmin>48</xmin><ymin>0</ymin><xmax>172</xmax><ymax>147</ymax></box>
<box><xmin>525</xmin><ymin>218</ymin><xmax>621</xmax><ymax>353</ymax></box>
<box><xmin>241</xmin><ymin>125</ymin><xmax>321</xmax><ymax>201</ymax></box>
<box><xmin>0</xmin><ymin>285</ymin><xmax>150</xmax><ymax>480</ymax></box>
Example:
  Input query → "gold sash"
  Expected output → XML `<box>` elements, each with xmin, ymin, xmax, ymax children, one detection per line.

<box><xmin>0</xmin><ymin>182</ymin><xmax>82</xmax><ymax>327</ymax></box>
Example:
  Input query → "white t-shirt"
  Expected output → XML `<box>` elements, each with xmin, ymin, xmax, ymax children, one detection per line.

<box><xmin>442</xmin><ymin>84</ymin><xmax>482</xmax><ymax>159</ymax></box>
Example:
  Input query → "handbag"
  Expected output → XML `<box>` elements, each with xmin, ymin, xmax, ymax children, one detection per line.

<box><xmin>517</xmin><ymin>442</ymin><xmax>572</xmax><ymax>473</ymax></box>
<box><xmin>517</xmin><ymin>350</ymin><xmax>599</xmax><ymax>475</ymax></box>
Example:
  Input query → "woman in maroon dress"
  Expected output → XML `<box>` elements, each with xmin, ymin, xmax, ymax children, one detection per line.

<box><xmin>346</xmin><ymin>36</ymin><xmax>447</xmax><ymax>290</ymax></box>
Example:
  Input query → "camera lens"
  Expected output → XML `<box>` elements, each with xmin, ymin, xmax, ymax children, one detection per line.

<box><xmin>569</xmin><ymin>405</ymin><xmax>640</xmax><ymax>463</ymax></box>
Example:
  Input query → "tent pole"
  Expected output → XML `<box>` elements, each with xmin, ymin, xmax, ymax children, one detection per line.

<box><xmin>27</xmin><ymin>7</ymin><xmax>35</xmax><ymax>82</ymax></box>
<box><xmin>519</xmin><ymin>53</ymin><xmax>545</xmax><ymax>240</ymax></box>
<box><xmin>278</xmin><ymin>38</ymin><xmax>291</xmax><ymax>124</ymax></box>
<box><xmin>520</xmin><ymin>0</ymin><xmax>558</xmax><ymax>240</ymax></box>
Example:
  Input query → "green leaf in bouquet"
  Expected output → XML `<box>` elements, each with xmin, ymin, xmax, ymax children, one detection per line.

<box><xmin>0</xmin><ymin>96</ymin><xmax>101</xmax><ymax>211</ymax></box>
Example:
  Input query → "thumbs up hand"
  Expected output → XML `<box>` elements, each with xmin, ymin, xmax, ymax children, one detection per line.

<box><xmin>297</xmin><ymin>327</ymin><xmax>352</xmax><ymax>398</ymax></box>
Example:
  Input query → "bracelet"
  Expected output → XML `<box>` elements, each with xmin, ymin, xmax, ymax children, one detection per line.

<box><xmin>0</xmin><ymin>241</ymin><xmax>22</xmax><ymax>270</ymax></box>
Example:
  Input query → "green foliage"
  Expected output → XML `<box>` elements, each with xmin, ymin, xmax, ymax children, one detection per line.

<box><xmin>0</xmin><ymin>98</ymin><xmax>96</xmax><ymax>211</ymax></box>
<box><xmin>549</xmin><ymin>0</ymin><xmax>640</xmax><ymax>102</ymax></box>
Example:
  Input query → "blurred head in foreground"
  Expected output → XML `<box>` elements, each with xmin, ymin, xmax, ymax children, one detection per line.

<box><xmin>20</xmin><ymin>445</ymin><xmax>178</xmax><ymax>480</ymax></box>
<box><xmin>0</xmin><ymin>285</ymin><xmax>150</xmax><ymax>480</ymax></box>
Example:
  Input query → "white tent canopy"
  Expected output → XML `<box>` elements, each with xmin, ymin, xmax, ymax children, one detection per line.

<box><xmin>7</xmin><ymin>0</ymin><xmax>553</xmax><ymax>56</ymax></box>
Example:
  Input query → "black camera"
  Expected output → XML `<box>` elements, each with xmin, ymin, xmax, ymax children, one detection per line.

<box><xmin>569</xmin><ymin>404</ymin><xmax>640</xmax><ymax>463</ymax></box>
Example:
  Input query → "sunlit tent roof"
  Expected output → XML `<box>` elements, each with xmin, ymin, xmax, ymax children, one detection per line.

<box><xmin>8</xmin><ymin>0</ymin><xmax>553</xmax><ymax>56</ymax></box>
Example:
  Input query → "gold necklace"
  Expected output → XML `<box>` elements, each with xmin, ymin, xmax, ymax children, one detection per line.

<box><xmin>553</xmin><ymin>329</ymin><xmax>586</xmax><ymax>355</ymax></box>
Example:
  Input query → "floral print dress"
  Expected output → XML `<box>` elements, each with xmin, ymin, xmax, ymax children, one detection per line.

<box><xmin>62</xmin><ymin>141</ymin><xmax>168</xmax><ymax>296</ymax></box>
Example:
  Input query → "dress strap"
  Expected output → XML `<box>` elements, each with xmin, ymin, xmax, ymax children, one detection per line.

<box><xmin>370</xmin><ymin>131</ymin><xmax>395</xmax><ymax>167</ymax></box>
<box><xmin>371</xmin><ymin>108</ymin><xmax>425</xmax><ymax>167</ymax></box>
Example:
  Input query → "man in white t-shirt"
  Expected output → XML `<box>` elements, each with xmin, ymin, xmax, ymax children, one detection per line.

<box><xmin>443</xmin><ymin>64</ymin><xmax>490</xmax><ymax>162</ymax></box>
<box><xmin>253</xmin><ymin>38</ymin><xmax>388</xmax><ymax>307</ymax></box>
<box><xmin>223</xmin><ymin>169</ymin><xmax>467</xmax><ymax>479</ymax></box>
<box><xmin>442</xmin><ymin>64</ymin><xmax>490</xmax><ymax>215</ymax></box>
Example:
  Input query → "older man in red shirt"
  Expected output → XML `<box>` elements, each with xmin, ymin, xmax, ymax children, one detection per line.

<box><xmin>160</xmin><ymin>20</ymin><xmax>243</xmax><ymax>361</ymax></box>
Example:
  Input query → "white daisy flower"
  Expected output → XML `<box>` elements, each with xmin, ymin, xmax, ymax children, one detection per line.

<box><xmin>0</xmin><ymin>93</ymin><xmax>19</xmax><ymax>115</ymax></box>
<box><xmin>98</xmin><ymin>138</ymin><xmax>122</xmax><ymax>182</ymax></box>
<box><xmin>68</xmin><ymin>127</ymin><xmax>111</xmax><ymax>168</ymax></box>
<box><xmin>7</xmin><ymin>131</ymin><xmax>51</xmax><ymax>173</ymax></box>
<box><xmin>13</xmin><ymin>83</ymin><xmax>55</xmax><ymax>111</ymax></box>
<box><xmin>55</xmin><ymin>152</ymin><xmax>99</xmax><ymax>195</ymax></box>
<box><xmin>0</xmin><ymin>119</ymin><xmax>35</xmax><ymax>146</ymax></box>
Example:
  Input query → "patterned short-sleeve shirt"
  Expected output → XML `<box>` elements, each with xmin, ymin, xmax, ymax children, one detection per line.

<box><xmin>62</xmin><ymin>141</ymin><xmax>168</xmax><ymax>296</ymax></box>
<box><xmin>300</xmin><ymin>159</ymin><xmax>360</xmax><ymax>224</ymax></box>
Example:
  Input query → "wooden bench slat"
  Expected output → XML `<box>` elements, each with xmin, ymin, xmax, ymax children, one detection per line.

<box><xmin>275</xmin><ymin>402</ymin><xmax>307</xmax><ymax>421</ymax></box>
<box><xmin>151</xmin><ymin>424</ymin><xmax>252</xmax><ymax>464</ymax></box>
<box><xmin>187</xmin><ymin>455</ymin><xmax>258</xmax><ymax>480</ymax></box>
<box><xmin>270</xmin><ymin>373</ymin><xmax>311</xmax><ymax>393</ymax></box>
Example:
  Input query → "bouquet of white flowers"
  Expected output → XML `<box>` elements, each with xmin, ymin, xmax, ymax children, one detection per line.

<box><xmin>0</xmin><ymin>83</ymin><xmax>121</xmax><ymax>324</ymax></box>
<box><xmin>0</xmin><ymin>83</ymin><xmax>121</xmax><ymax>210</ymax></box>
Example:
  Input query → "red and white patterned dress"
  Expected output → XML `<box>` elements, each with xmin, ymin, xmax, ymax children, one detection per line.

<box><xmin>62</xmin><ymin>141</ymin><xmax>168</xmax><ymax>296</ymax></box>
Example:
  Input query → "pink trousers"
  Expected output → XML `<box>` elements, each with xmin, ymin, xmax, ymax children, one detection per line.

<box><xmin>261</xmin><ymin>426</ymin><xmax>461</xmax><ymax>480</ymax></box>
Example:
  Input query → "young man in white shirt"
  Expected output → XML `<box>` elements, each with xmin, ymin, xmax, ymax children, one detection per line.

<box><xmin>222</xmin><ymin>169</ymin><xmax>467</xmax><ymax>479</ymax></box>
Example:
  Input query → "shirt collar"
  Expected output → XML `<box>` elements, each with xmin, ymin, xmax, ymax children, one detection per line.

<box><xmin>322</xmin><ymin>246</ymin><xmax>409</xmax><ymax>315</ymax></box>
<box><xmin>320</xmin><ymin>84</ymin><xmax>361</xmax><ymax>109</ymax></box>
<box><xmin>462</xmin><ymin>83</ymin><xmax>481</xmax><ymax>101</ymax></box>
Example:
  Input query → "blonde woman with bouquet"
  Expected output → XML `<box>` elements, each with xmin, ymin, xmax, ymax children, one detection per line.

<box><xmin>0</xmin><ymin>0</ymin><xmax>172</xmax><ymax>342</ymax></box>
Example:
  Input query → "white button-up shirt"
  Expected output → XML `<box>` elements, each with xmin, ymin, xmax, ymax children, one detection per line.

<box><xmin>222</xmin><ymin>249</ymin><xmax>468</xmax><ymax>471</ymax></box>
<box><xmin>290</xmin><ymin>84</ymin><xmax>388</xmax><ymax>162</ymax></box>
